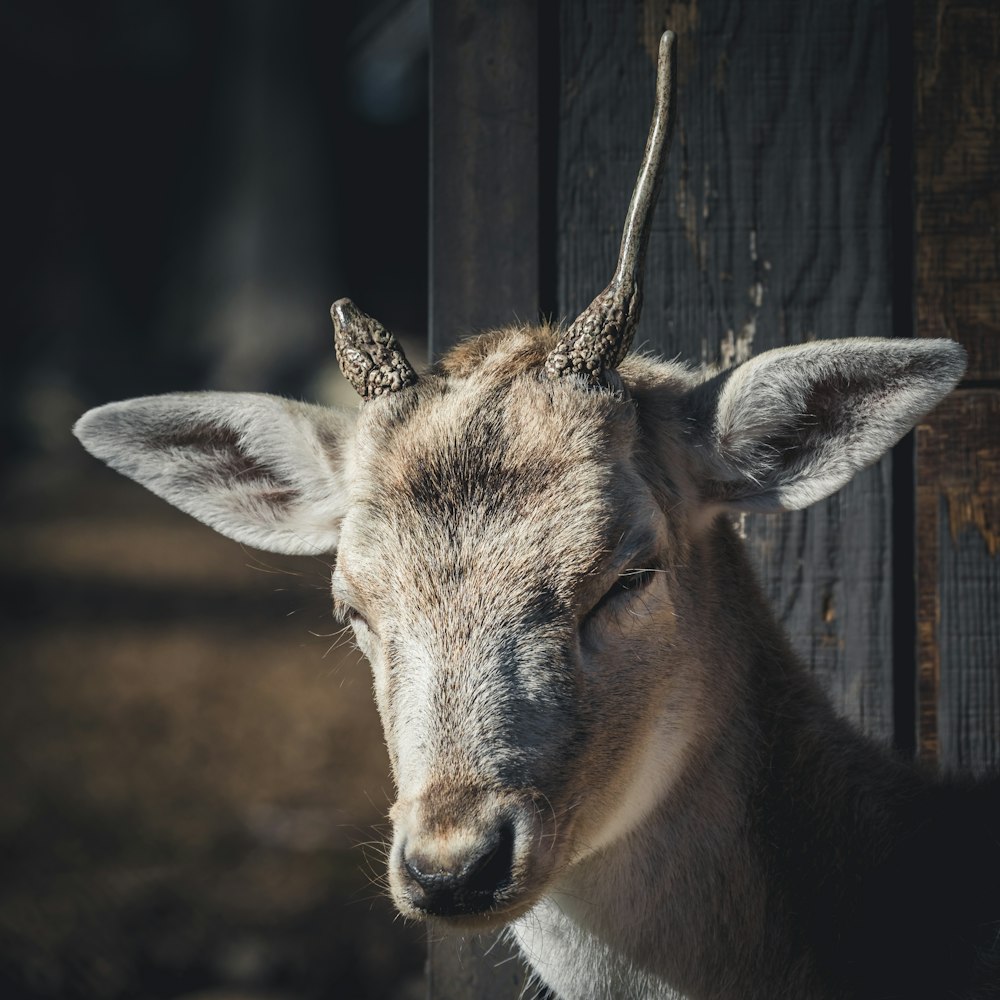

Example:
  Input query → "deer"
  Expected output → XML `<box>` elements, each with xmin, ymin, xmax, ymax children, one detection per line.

<box><xmin>73</xmin><ymin>30</ymin><xmax>999</xmax><ymax>1000</ymax></box>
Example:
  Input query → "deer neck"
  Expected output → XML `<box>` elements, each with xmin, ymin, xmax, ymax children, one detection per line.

<box><xmin>513</xmin><ymin>520</ymin><xmax>904</xmax><ymax>1000</ymax></box>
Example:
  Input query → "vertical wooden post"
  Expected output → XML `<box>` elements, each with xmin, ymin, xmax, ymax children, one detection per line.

<box><xmin>427</xmin><ymin>1</ymin><xmax>540</xmax><ymax>995</ymax></box>
<box><xmin>914</xmin><ymin>0</ymin><xmax>1000</xmax><ymax>774</ymax></box>
<box><xmin>430</xmin><ymin>0</ymin><xmax>541</xmax><ymax>357</ymax></box>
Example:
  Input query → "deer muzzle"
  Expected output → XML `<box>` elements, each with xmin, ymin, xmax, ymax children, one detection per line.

<box><xmin>388</xmin><ymin>783</ymin><xmax>560</xmax><ymax>924</ymax></box>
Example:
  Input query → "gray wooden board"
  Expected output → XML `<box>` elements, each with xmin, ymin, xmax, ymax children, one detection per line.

<box><xmin>939</xmin><ymin>493</ymin><xmax>1000</xmax><ymax>775</ymax></box>
<box><xmin>558</xmin><ymin>0</ymin><xmax>895</xmax><ymax>737</ymax></box>
<box><xmin>916</xmin><ymin>391</ymin><xmax>1000</xmax><ymax>775</ymax></box>
<box><xmin>430</xmin><ymin>0</ymin><xmax>541</xmax><ymax>356</ymax></box>
<box><xmin>425</xmin><ymin>931</ymin><xmax>529</xmax><ymax>1000</ymax></box>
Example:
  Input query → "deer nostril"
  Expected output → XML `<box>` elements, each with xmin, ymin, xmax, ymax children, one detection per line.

<box><xmin>403</xmin><ymin>822</ymin><xmax>515</xmax><ymax>916</ymax></box>
<box><xmin>463</xmin><ymin>821</ymin><xmax>514</xmax><ymax>896</ymax></box>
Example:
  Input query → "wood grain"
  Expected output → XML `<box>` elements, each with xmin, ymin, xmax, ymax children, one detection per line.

<box><xmin>915</xmin><ymin>0</ymin><xmax>1000</xmax><ymax>380</ymax></box>
<box><xmin>916</xmin><ymin>392</ymin><xmax>1000</xmax><ymax>774</ymax></box>
<box><xmin>430</xmin><ymin>0</ymin><xmax>541</xmax><ymax>355</ymax></box>
<box><xmin>559</xmin><ymin>0</ymin><xmax>895</xmax><ymax>737</ymax></box>
<box><xmin>425</xmin><ymin>933</ymin><xmax>527</xmax><ymax>1000</ymax></box>
<box><xmin>914</xmin><ymin>0</ymin><xmax>999</xmax><ymax>775</ymax></box>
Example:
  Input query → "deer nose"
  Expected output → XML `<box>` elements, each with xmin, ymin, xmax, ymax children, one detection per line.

<box><xmin>402</xmin><ymin>822</ymin><xmax>515</xmax><ymax>916</ymax></box>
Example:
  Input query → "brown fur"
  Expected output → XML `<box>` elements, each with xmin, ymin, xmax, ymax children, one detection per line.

<box><xmin>73</xmin><ymin>322</ymin><xmax>994</xmax><ymax>999</ymax></box>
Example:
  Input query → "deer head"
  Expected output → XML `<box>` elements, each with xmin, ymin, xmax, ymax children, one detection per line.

<box><xmin>73</xmin><ymin>32</ymin><xmax>965</xmax><ymax>928</ymax></box>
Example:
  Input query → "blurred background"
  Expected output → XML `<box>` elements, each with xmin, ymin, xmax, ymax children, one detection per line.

<box><xmin>1</xmin><ymin>1</ymin><xmax>429</xmax><ymax>997</ymax></box>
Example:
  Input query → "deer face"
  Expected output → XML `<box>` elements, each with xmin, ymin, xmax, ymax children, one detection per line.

<box><xmin>72</xmin><ymin>323</ymin><xmax>965</xmax><ymax>924</ymax></box>
<box><xmin>327</xmin><ymin>345</ymin><xmax>698</xmax><ymax>922</ymax></box>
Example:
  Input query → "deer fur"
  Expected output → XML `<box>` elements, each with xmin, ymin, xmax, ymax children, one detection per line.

<box><xmin>73</xmin><ymin>27</ymin><xmax>998</xmax><ymax>1000</ymax></box>
<box><xmin>74</xmin><ymin>325</ymin><xmax>1000</xmax><ymax>1000</ymax></box>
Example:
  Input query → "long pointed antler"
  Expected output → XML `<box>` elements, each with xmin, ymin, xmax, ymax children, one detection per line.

<box><xmin>545</xmin><ymin>30</ymin><xmax>677</xmax><ymax>384</ymax></box>
<box><xmin>331</xmin><ymin>298</ymin><xmax>418</xmax><ymax>400</ymax></box>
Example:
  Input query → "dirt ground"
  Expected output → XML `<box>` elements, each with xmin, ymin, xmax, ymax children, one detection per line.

<box><xmin>0</xmin><ymin>458</ymin><xmax>425</xmax><ymax>1000</ymax></box>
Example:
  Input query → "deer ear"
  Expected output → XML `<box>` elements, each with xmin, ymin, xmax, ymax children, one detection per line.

<box><xmin>681</xmin><ymin>338</ymin><xmax>966</xmax><ymax>514</ymax></box>
<box><xmin>74</xmin><ymin>393</ymin><xmax>357</xmax><ymax>555</ymax></box>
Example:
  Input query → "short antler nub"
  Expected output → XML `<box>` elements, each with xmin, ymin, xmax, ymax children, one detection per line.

<box><xmin>545</xmin><ymin>30</ymin><xmax>677</xmax><ymax>384</ymax></box>
<box><xmin>331</xmin><ymin>298</ymin><xmax>418</xmax><ymax>400</ymax></box>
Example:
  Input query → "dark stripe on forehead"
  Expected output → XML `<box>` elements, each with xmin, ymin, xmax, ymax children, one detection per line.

<box><xmin>388</xmin><ymin>390</ymin><xmax>576</xmax><ymax>521</ymax></box>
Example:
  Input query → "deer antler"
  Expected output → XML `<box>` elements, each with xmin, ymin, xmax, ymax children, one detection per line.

<box><xmin>545</xmin><ymin>30</ymin><xmax>677</xmax><ymax>384</ymax></box>
<box><xmin>332</xmin><ymin>298</ymin><xmax>418</xmax><ymax>399</ymax></box>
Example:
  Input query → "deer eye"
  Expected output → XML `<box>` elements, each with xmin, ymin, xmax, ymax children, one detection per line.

<box><xmin>332</xmin><ymin>591</ymin><xmax>375</xmax><ymax>635</ymax></box>
<box><xmin>582</xmin><ymin>569</ymin><xmax>657</xmax><ymax>627</ymax></box>
<box><xmin>347</xmin><ymin>607</ymin><xmax>372</xmax><ymax>633</ymax></box>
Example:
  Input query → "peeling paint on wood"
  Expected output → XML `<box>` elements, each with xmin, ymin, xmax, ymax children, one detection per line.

<box><xmin>642</xmin><ymin>0</ymin><xmax>700</xmax><ymax>85</ymax></box>
<box><xmin>705</xmin><ymin>322</ymin><xmax>755</xmax><ymax>372</ymax></box>
<box><xmin>944</xmin><ymin>479</ymin><xmax>1000</xmax><ymax>559</ymax></box>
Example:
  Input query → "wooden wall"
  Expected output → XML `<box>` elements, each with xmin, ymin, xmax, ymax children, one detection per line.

<box><xmin>427</xmin><ymin>0</ymin><xmax>998</xmax><ymax>994</ymax></box>
<box><xmin>914</xmin><ymin>0</ymin><xmax>1000</xmax><ymax>775</ymax></box>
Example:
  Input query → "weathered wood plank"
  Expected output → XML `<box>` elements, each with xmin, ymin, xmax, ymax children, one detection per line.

<box><xmin>429</xmin><ymin>0</ymin><xmax>541</xmax><ymax>356</ymax></box>
<box><xmin>915</xmin><ymin>0</ymin><xmax>1000</xmax><ymax>381</ymax></box>
<box><xmin>425</xmin><ymin>932</ymin><xmax>527</xmax><ymax>1000</ymax></box>
<box><xmin>914</xmin><ymin>0</ymin><xmax>999</xmax><ymax>775</ymax></box>
<box><xmin>559</xmin><ymin>0</ymin><xmax>895</xmax><ymax>737</ymax></box>
<box><xmin>916</xmin><ymin>391</ymin><xmax>1000</xmax><ymax>774</ymax></box>
<box><xmin>428</xmin><ymin>1</ymin><xmax>539</xmax><ymax>994</ymax></box>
